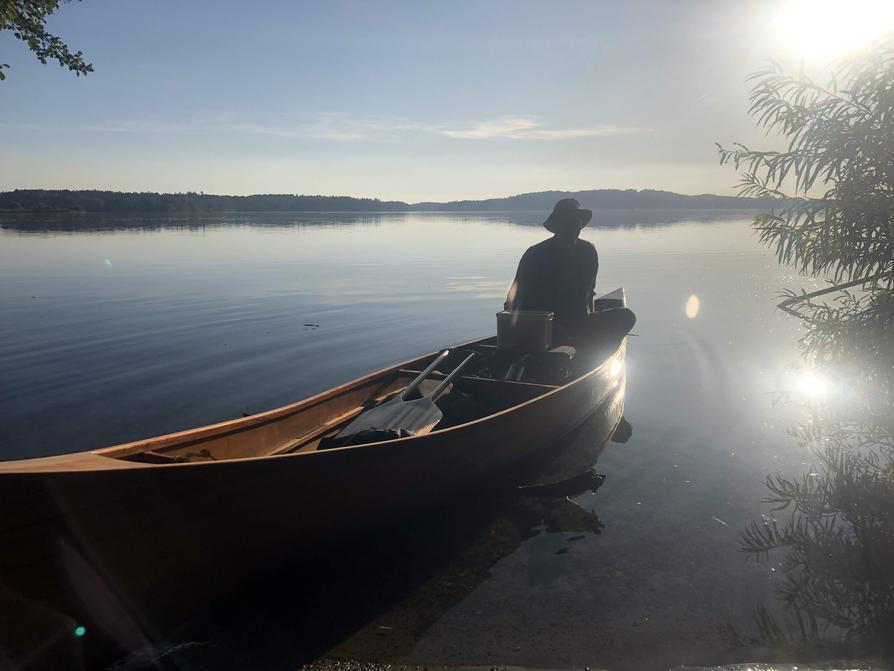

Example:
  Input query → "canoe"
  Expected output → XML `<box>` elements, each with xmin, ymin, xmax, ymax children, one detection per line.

<box><xmin>0</xmin><ymin>289</ymin><xmax>630</xmax><ymax>667</ymax></box>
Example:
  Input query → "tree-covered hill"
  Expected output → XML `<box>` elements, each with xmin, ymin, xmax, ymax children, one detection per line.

<box><xmin>0</xmin><ymin>190</ymin><xmax>410</xmax><ymax>213</ymax></box>
<box><xmin>412</xmin><ymin>188</ymin><xmax>780</xmax><ymax>211</ymax></box>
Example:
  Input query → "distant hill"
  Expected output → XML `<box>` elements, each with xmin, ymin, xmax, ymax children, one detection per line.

<box><xmin>0</xmin><ymin>188</ymin><xmax>780</xmax><ymax>214</ymax></box>
<box><xmin>416</xmin><ymin>188</ymin><xmax>780</xmax><ymax>211</ymax></box>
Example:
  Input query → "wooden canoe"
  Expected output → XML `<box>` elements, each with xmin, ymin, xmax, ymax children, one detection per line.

<box><xmin>0</xmin><ymin>290</ymin><xmax>630</xmax><ymax>668</ymax></box>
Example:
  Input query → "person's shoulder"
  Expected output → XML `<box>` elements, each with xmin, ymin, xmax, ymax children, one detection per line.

<box><xmin>528</xmin><ymin>237</ymin><xmax>554</xmax><ymax>251</ymax></box>
<box><xmin>576</xmin><ymin>238</ymin><xmax>598</xmax><ymax>256</ymax></box>
<box><xmin>523</xmin><ymin>237</ymin><xmax>554</xmax><ymax>257</ymax></box>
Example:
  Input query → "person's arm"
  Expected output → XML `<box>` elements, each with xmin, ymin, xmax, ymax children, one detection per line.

<box><xmin>504</xmin><ymin>280</ymin><xmax>518</xmax><ymax>312</ymax></box>
<box><xmin>505</xmin><ymin>248</ymin><xmax>533</xmax><ymax>311</ymax></box>
<box><xmin>587</xmin><ymin>245</ymin><xmax>599</xmax><ymax>313</ymax></box>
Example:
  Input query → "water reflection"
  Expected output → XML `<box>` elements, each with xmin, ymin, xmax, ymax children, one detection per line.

<box><xmin>775</xmin><ymin>364</ymin><xmax>856</xmax><ymax>407</ymax></box>
<box><xmin>746</xmin><ymin>332</ymin><xmax>894</xmax><ymax>656</ymax></box>
<box><xmin>794</xmin><ymin>372</ymin><xmax>828</xmax><ymax>400</ymax></box>
<box><xmin>0</xmin><ymin>211</ymin><xmax>395</xmax><ymax>234</ymax></box>
<box><xmin>1</xmin><ymin>207</ymin><xmax>765</xmax><ymax>234</ymax></box>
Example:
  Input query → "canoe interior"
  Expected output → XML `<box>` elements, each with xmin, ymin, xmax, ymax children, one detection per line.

<box><xmin>92</xmin><ymin>340</ymin><xmax>570</xmax><ymax>464</ymax></box>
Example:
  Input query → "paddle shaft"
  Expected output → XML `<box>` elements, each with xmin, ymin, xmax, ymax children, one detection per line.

<box><xmin>400</xmin><ymin>350</ymin><xmax>450</xmax><ymax>400</ymax></box>
<box><xmin>429</xmin><ymin>352</ymin><xmax>477</xmax><ymax>400</ymax></box>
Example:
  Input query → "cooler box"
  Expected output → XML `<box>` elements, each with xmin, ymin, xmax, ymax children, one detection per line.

<box><xmin>496</xmin><ymin>310</ymin><xmax>554</xmax><ymax>352</ymax></box>
<box><xmin>594</xmin><ymin>287</ymin><xmax>626</xmax><ymax>311</ymax></box>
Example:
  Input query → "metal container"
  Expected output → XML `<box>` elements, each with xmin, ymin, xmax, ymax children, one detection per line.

<box><xmin>496</xmin><ymin>310</ymin><xmax>554</xmax><ymax>352</ymax></box>
<box><xmin>594</xmin><ymin>287</ymin><xmax>626</xmax><ymax>311</ymax></box>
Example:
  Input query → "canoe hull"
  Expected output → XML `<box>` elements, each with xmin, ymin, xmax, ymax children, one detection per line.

<box><xmin>0</xmin><ymin>337</ymin><xmax>626</xmax><ymax>668</ymax></box>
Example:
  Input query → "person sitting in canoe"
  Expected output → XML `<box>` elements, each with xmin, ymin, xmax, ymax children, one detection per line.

<box><xmin>505</xmin><ymin>198</ymin><xmax>636</xmax><ymax>348</ymax></box>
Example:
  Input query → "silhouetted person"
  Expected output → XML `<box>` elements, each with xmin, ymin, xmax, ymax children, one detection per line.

<box><xmin>506</xmin><ymin>198</ymin><xmax>635</xmax><ymax>350</ymax></box>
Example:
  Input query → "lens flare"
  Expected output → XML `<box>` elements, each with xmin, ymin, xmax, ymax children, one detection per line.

<box><xmin>686</xmin><ymin>295</ymin><xmax>700</xmax><ymax>319</ymax></box>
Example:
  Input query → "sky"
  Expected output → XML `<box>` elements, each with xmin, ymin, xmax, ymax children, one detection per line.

<box><xmin>1</xmin><ymin>0</ymin><xmax>892</xmax><ymax>201</ymax></box>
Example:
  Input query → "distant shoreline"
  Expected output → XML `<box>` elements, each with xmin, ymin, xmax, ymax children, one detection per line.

<box><xmin>1</xmin><ymin>207</ymin><xmax>765</xmax><ymax>215</ymax></box>
<box><xmin>0</xmin><ymin>188</ymin><xmax>782</xmax><ymax>216</ymax></box>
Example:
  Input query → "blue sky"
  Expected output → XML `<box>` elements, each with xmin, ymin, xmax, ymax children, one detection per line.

<box><xmin>0</xmin><ymin>0</ymin><xmax>871</xmax><ymax>200</ymax></box>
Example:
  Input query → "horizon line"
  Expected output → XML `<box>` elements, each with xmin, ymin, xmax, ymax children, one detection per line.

<box><xmin>0</xmin><ymin>186</ymin><xmax>763</xmax><ymax>205</ymax></box>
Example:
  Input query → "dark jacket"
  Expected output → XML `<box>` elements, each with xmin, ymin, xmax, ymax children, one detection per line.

<box><xmin>505</xmin><ymin>237</ymin><xmax>599</xmax><ymax>325</ymax></box>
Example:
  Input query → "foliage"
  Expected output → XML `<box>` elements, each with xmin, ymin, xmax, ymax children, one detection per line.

<box><xmin>718</xmin><ymin>37</ymin><xmax>893</xmax><ymax>287</ymax></box>
<box><xmin>720</xmin><ymin>34</ymin><xmax>894</xmax><ymax>646</ymax></box>
<box><xmin>0</xmin><ymin>0</ymin><xmax>92</xmax><ymax>81</ymax></box>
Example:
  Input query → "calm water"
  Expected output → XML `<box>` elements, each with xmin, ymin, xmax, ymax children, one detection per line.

<box><xmin>0</xmin><ymin>211</ymin><xmax>818</xmax><ymax>668</ymax></box>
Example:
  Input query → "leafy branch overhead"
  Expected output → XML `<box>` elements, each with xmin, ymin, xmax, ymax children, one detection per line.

<box><xmin>0</xmin><ymin>0</ymin><xmax>92</xmax><ymax>81</ymax></box>
<box><xmin>718</xmin><ymin>37</ymin><xmax>894</xmax><ymax>289</ymax></box>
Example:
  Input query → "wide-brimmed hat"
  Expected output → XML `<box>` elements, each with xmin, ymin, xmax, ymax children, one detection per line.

<box><xmin>543</xmin><ymin>198</ymin><xmax>593</xmax><ymax>233</ymax></box>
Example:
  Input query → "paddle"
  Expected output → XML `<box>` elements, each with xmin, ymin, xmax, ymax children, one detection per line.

<box><xmin>335</xmin><ymin>350</ymin><xmax>477</xmax><ymax>442</ymax></box>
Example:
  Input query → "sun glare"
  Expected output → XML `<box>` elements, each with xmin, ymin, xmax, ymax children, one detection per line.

<box><xmin>775</xmin><ymin>0</ymin><xmax>894</xmax><ymax>59</ymax></box>
<box><xmin>797</xmin><ymin>372</ymin><xmax>829</xmax><ymax>399</ymax></box>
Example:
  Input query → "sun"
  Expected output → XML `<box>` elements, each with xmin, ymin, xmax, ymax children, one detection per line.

<box><xmin>775</xmin><ymin>0</ymin><xmax>894</xmax><ymax>60</ymax></box>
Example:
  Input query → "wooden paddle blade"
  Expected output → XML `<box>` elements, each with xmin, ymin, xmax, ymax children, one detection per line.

<box><xmin>380</xmin><ymin>397</ymin><xmax>443</xmax><ymax>435</ymax></box>
<box><xmin>336</xmin><ymin>396</ymin><xmax>443</xmax><ymax>441</ymax></box>
<box><xmin>335</xmin><ymin>350</ymin><xmax>474</xmax><ymax>443</ymax></box>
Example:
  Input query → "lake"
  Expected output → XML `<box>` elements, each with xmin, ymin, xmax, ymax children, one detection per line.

<box><xmin>0</xmin><ymin>210</ymin><xmax>819</xmax><ymax>669</ymax></box>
